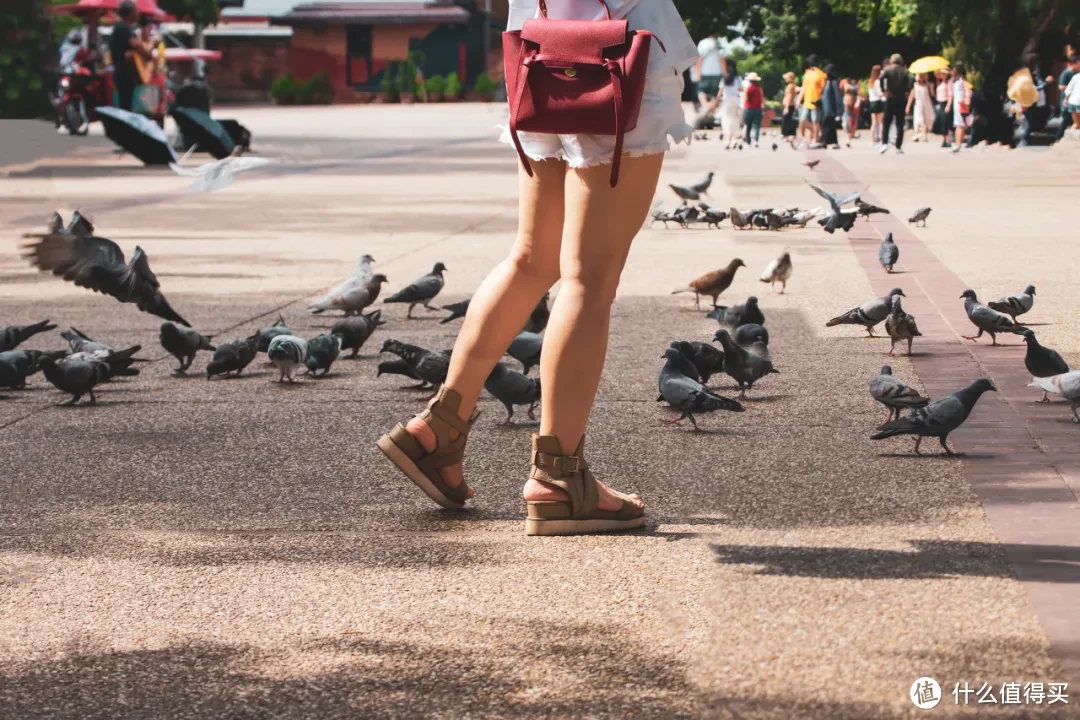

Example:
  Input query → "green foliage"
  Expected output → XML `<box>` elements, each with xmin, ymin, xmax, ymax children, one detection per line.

<box><xmin>425</xmin><ymin>74</ymin><xmax>446</xmax><ymax>94</ymax></box>
<box><xmin>1</xmin><ymin>1</ymin><xmax>54</xmax><ymax>119</ymax></box>
<box><xmin>157</xmin><ymin>0</ymin><xmax>219</xmax><ymax>27</ymax></box>
<box><xmin>445</xmin><ymin>71</ymin><xmax>462</xmax><ymax>97</ymax></box>
<box><xmin>473</xmin><ymin>72</ymin><xmax>497</xmax><ymax>95</ymax></box>
<box><xmin>394</xmin><ymin>63</ymin><xmax>411</xmax><ymax>95</ymax></box>
<box><xmin>269</xmin><ymin>73</ymin><xmax>295</xmax><ymax>102</ymax></box>
<box><xmin>307</xmin><ymin>70</ymin><xmax>331</xmax><ymax>98</ymax></box>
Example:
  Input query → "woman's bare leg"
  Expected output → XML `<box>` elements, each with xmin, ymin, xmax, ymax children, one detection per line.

<box><xmin>523</xmin><ymin>153</ymin><xmax>664</xmax><ymax>511</ymax></box>
<box><xmin>405</xmin><ymin>159</ymin><xmax>565</xmax><ymax>495</ymax></box>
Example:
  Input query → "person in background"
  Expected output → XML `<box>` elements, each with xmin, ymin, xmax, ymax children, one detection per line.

<box><xmin>1021</xmin><ymin>53</ymin><xmax>1049</xmax><ymax>147</ymax></box>
<box><xmin>946</xmin><ymin>61</ymin><xmax>972</xmax><ymax>152</ymax></box>
<box><xmin>695</xmin><ymin>32</ymin><xmax>724</xmax><ymax>110</ymax></box>
<box><xmin>867</xmin><ymin>64</ymin><xmax>884</xmax><ymax>144</ymax></box>
<box><xmin>1057</xmin><ymin>51</ymin><xmax>1079</xmax><ymax>139</ymax></box>
<box><xmin>843</xmin><ymin>77</ymin><xmax>861</xmax><ymax>147</ymax></box>
<box><xmin>820</xmin><ymin>64</ymin><xmax>843</xmax><ymax>148</ymax></box>
<box><xmin>933</xmin><ymin>68</ymin><xmax>953</xmax><ymax>146</ymax></box>
<box><xmin>742</xmin><ymin>71</ymin><xmax>764</xmax><ymax>147</ymax></box>
<box><xmin>1064</xmin><ymin>62</ymin><xmax>1080</xmax><ymax>132</ymax></box>
<box><xmin>107</xmin><ymin>0</ymin><xmax>151</xmax><ymax>112</ymax></box>
<box><xmin>906</xmin><ymin>73</ymin><xmax>934</xmax><ymax>143</ymax></box>
<box><xmin>780</xmin><ymin>71</ymin><xmax>798</xmax><ymax>144</ymax></box>
<box><xmin>715</xmin><ymin>59</ymin><xmax>743</xmax><ymax>148</ymax></box>
<box><xmin>798</xmin><ymin>54</ymin><xmax>826</xmax><ymax>147</ymax></box>
<box><xmin>879</xmin><ymin>53</ymin><xmax>911</xmax><ymax>154</ymax></box>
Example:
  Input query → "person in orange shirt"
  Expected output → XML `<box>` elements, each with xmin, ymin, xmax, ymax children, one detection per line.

<box><xmin>798</xmin><ymin>54</ymin><xmax>826</xmax><ymax>146</ymax></box>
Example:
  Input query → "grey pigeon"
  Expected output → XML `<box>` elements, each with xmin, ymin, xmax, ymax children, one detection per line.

<box><xmin>0</xmin><ymin>358</ymin><xmax>21</xmax><ymax>391</ymax></box>
<box><xmin>1028</xmin><ymin>372</ymin><xmax>1080</xmax><ymax>422</ymax></box>
<box><xmin>267</xmin><ymin>335</ymin><xmax>308</xmax><ymax>383</ymax></box>
<box><xmin>960</xmin><ymin>290</ymin><xmax>1026</xmax><ymax>345</ymax></box>
<box><xmin>871</xmin><ymin>378</ymin><xmax>996</xmax><ymax>454</ymax></box>
<box><xmin>669</xmin><ymin>183</ymin><xmax>701</xmax><ymax>204</ymax></box>
<box><xmin>670</xmin><ymin>340</ymin><xmax>725</xmax><ymax>385</ymax></box>
<box><xmin>21</xmin><ymin>229</ymin><xmax>189</xmax><ymax>326</ymax></box>
<box><xmin>869</xmin><ymin>365</ymin><xmax>930</xmax><ymax>428</ymax></box>
<box><xmin>857</xmin><ymin>201</ymin><xmax>890</xmax><ymax>218</ymax></box>
<box><xmin>809</xmin><ymin>183</ymin><xmax>861</xmax><ymax>235</ymax></box>
<box><xmin>672</xmin><ymin>205</ymin><xmax>700</xmax><ymax>227</ymax></box>
<box><xmin>304</xmin><ymin>334</ymin><xmax>342</xmax><ymax>377</ymax></box>
<box><xmin>307</xmin><ymin>254</ymin><xmax>376</xmax><ymax>313</ymax></box>
<box><xmin>650</xmin><ymin>210</ymin><xmax>680</xmax><ymax>229</ymax></box>
<box><xmin>659</xmin><ymin>343</ymin><xmax>703</xmax><ymax>401</ymax></box>
<box><xmin>884</xmin><ymin>295</ymin><xmax>921</xmax><ymax>356</ymax></box>
<box><xmin>988</xmin><ymin>285</ymin><xmax>1035</xmax><ymax>319</ymax></box>
<box><xmin>908</xmin><ymin>206</ymin><xmax>932</xmax><ymax>226</ymax></box>
<box><xmin>484</xmin><ymin>361</ymin><xmax>541</xmax><ymax>424</ymax></box>
<box><xmin>689</xmin><ymin>171</ymin><xmax>715</xmax><ymax>195</ymax></box>
<box><xmin>826</xmin><ymin>288</ymin><xmax>904</xmax><ymax>337</ymax></box>
<box><xmin>803</xmin><ymin>159</ymin><xmax>821</xmax><ymax>170</ymax></box>
<box><xmin>728</xmin><ymin>207</ymin><xmax>750</xmax><ymax>230</ymax></box>
<box><xmin>1023</xmin><ymin>330</ymin><xmax>1070</xmax><ymax>402</ymax></box>
<box><xmin>159</xmin><ymin>322</ymin><xmax>215</xmax><ymax>374</ymax></box>
<box><xmin>733</xmin><ymin>323</ymin><xmax>769</xmax><ymax>348</ymax></box>
<box><xmin>257</xmin><ymin>315</ymin><xmax>292</xmax><ymax>353</ymax></box>
<box><xmin>384</xmin><ymin>262</ymin><xmax>447</xmax><ymax>318</ymax></box>
<box><xmin>658</xmin><ymin>347</ymin><xmax>743</xmax><ymax>430</ymax></box>
<box><xmin>440</xmin><ymin>298</ymin><xmax>471</xmax><ymax>324</ymax></box>
<box><xmin>707</xmin><ymin>296</ymin><xmax>765</xmax><ymax>329</ymax></box>
<box><xmin>380</xmin><ymin>339</ymin><xmax>451</xmax><ymax>389</ymax></box>
<box><xmin>60</xmin><ymin>327</ymin><xmax>113</xmax><ymax>356</ymax></box>
<box><xmin>507</xmin><ymin>331</ymin><xmax>543</xmax><ymax>375</ymax></box>
<box><xmin>307</xmin><ymin>273</ymin><xmax>388</xmax><ymax>316</ymax></box>
<box><xmin>0</xmin><ymin>320</ymin><xmax>57</xmax><ymax>352</ymax></box>
<box><xmin>878</xmin><ymin>232</ymin><xmax>899</xmax><ymax>273</ymax></box>
<box><xmin>39</xmin><ymin>347</ymin><xmax>141</xmax><ymax>405</ymax></box>
<box><xmin>377</xmin><ymin>357</ymin><xmax>425</xmax><ymax>387</ymax></box>
<box><xmin>331</xmin><ymin>310</ymin><xmax>385</xmax><ymax>357</ymax></box>
<box><xmin>0</xmin><ymin>349</ymin><xmax>68</xmax><ymax>388</ymax></box>
<box><xmin>206</xmin><ymin>333</ymin><xmax>259</xmax><ymax>379</ymax></box>
<box><xmin>522</xmin><ymin>292</ymin><xmax>550</xmax><ymax>334</ymax></box>
<box><xmin>713</xmin><ymin>329</ymin><xmax>779</xmax><ymax>398</ymax></box>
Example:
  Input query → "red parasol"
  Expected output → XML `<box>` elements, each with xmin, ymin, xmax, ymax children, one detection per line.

<box><xmin>52</xmin><ymin>0</ymin><xmax>173</xmax><ymax>20</ymax></box>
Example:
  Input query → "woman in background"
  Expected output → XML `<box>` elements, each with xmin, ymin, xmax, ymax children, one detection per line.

<box><xmin>780</xmin><ymin>71</ymin><xmax>798</xmax><ymax>143</ymax></box>
<box><xmin>933</xmin><ymin>68</ymin><xmax>953</xmax><ymax>146</ymax></box>
<box><xmin>843</xmin><ymin>77</ymin><xmax>860</xmax><ymax>147</ymax></box>
<box><xmin>716</xmin><ymin>59</ymin><xmax>743</xmax><ymax>148</ymax></box>
<box><xmin>946</xmin><ymin>61</ymin><xmax>972</xmax><ymax>152</ymax></box>
<box><xmin>868</xmin><ymin>64</ymin><xmax>884</xmax><ymax>144</ymax></box>
<box><xmin>906</xmin><ymin>73</ymin><xmax>934</xmax><ymax>142</ymax></box>
<box><xmin>742</xmin><ymin>71</ymin><xmax>764</xmax><ymax>147</ymax></box>
<box><xmin>820</xmin><ymin>64</ymin><xmax>842</xmax><ymax>148</ymax></box>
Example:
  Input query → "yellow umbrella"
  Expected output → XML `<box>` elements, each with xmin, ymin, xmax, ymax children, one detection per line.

<box><xmin>908</xmin><ymin>56</ymin><xmax>950</xmax><ymax>75</ymax></box>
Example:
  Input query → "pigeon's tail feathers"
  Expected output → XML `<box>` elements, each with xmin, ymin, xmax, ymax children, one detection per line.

<box><xmin>1008</xmin><ymin>324</ymin><xmax>1029</xmax><ymax>335</ymax></box>
<box><xmin>1028</xmin><ymin>376</ymin><xmax>1059</xmax><ymax>394</ymax></box>
<box><xmin>701</xmin><ymin>390</ymin><xmax>744</xmax><ymax>413</ymax></box>
<box><xmin>308</xmin><ymin>306</ymin><xmax>326</xmax><ymax>315</ymax></box>
<box><xmin>768</xmin><ymin>368</ymin><xmax>780</xmax><ymax>374</ymax></box>
<box><xmin>870</xmin><ymin>416</ymin><xmax>921</xmax><ymax>440</ymax></box>
<box><xmin>108</xmin><ymin>345</ymin><xmax>143</xmax><ymax>363</ymax></box>
<box><xmin>670</xmin><ymin>287</ymin><xmax>694</xmax><ymax>296</ymax></box>
<box><xmin>26</xmin><ymin>319</ymin><xmax>57</xmax><ymax>335</ymax></box>
<box><xmin>826</xmin><ymin>310</ymin><xmax>860</xmax><ymax>327</ymax></box>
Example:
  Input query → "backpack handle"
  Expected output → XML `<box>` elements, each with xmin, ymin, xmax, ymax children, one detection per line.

<box><xmin>537</xmin><ymin>0</ymin><xmax>612</xmax><ymax>21</ymax></box>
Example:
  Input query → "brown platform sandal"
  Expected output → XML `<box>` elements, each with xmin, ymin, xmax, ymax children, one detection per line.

<box><xmin>525</xmin><ymin>434</ymin><xmax>646</xmax><ymax>536</ymax></box>
<box><xmin>377</xmin><ymin>386</ymin><xmax>478</xmax><ymax>509</ymax></box>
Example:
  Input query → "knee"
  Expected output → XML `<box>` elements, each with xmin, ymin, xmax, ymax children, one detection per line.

<box><xmin>560</xmin><ymin>256</ymin><xmax>624</xmax><ymax>305</ymax></box>
<box><xmin>507</xmin><ymin>244</ymin><xmax>560</xmax><ymax>287</ymax></box>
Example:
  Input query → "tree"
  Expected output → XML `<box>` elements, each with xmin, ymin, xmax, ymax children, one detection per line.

<box><xmin>157</xmin><ymin>0</ymin><xmax>218</xmax><ymax>47</ymax></box>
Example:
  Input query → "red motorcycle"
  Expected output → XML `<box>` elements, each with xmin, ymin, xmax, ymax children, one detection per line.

<box><xmin>55</xmin><ymin>51</ymin><xmax>112</xmax><ymax>136</ymax></box>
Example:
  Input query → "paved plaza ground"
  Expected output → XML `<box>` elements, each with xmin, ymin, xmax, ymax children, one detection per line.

<box><xmin>2</xmin><ymin>106</ymin><xmax>1080</xmax><ymax>718</ymax></box>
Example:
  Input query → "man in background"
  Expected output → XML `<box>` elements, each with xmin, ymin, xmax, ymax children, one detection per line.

<box><xmin>879</xmin><ymin>53</ymin><xmax>912</xmax><ymax>154</ymax></box>
<box><xmin>107</xmin><ymin>0</ymin><xmax>151</xmax><ymax>111</ymax></box>
<box><xmin>695</xmin><ymin>32</ymin><xmax>724</xmax><ymax>109</ymax></box>
<box><xmin>797</xmin><ymin>54</ymin><xmax>826</xmax><ymax>147</ymax></box>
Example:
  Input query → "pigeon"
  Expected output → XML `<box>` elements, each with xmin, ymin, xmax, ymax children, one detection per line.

<box><xmin>0</xmin><ymin>349</ymin><xmax>67</xmax><ymax>388</ymax></box>
<box><xmin>650</xmin><ymin>210</ymin><xmax>680</xmax><ymax>229</ymax></box>
<box><xmin>669</xmin><ymin>183</ymin><xmax>701</xmax><ymax>204</ymax></box>
<box><xmin>790</xmin><ymin>209</ymin><xmax>817</xmax><ymax>227</ymax></box>
<box><xmin>760</xmin><ymin>252</ymin><xmax>793</xmax><ymax>294</ymax></box>
<box><xmin>707</xmin><ymin>296</ymin><xmax>765</xmax><ymax>329</ymax></box>
<box><xmin>712</xmin><ymin>329</ymin><xmax>779</xmax><ymax>398</ymax></box>
<box><xmin>206</xmin><ymin>333</ymin><xmax>259</xmax><ymax>379</ymax></box>
<box><xmin>1022</xmin><ymin>330</ymin><xmax>1070</xmax><ymax>402</ymax></box>
<box><xmin>307</xmin><ymin>273</ymin><xmax>388</xmax><ymax>316</ymax></box>
<box><xmin>908</xmin><ymin>206</ymin><xmax>932</xmax><ymax>226</ymax></box>
<box><xmin>988</xmin><ymin>285</ymin><xmax>1036</xmax><ymax>319</ymax></box>
<box><xmin>21</xmin><ymin>230</ymin><xmax>190</xmax><ymax>326</ymax></box>
<box><xmin>307</xmin><ymin>253</ymin><xmax>375</xmax><ymax>314</ymax></box>
<box><xmin>380</xmin><ymin>340</ymin><xmax>451</xmax><ymax>389</ymax></box>
<box><xmin>20</xmin><ymin>210</ymin><xmax>94</xmax><ymax>241</ymax></box>
<box><xmin>809</xmin><ymin>183</ymin><xmax>861</xmax><ymax>235</ymax></box>
<box><xmin>856</xmin><ymin>201</ymin><xmax>890</xmax><ymax>218</ymax></box>
<box><xmin>484</xmin><ymin>361</ymin><xmax>542</xmax><ymax>424</ymax></box>
<box><xmin>869</xmin><ymin>365</ymin><xmax>931</xmax><ymax>428</ymax></box>
<box><xmin>267</xmin><ymin>335</ymin><xmax>308</xmax><ymax>383</ymax></box>
<box><xmin>728</xmin><ymin>207</ymin><xmax>750</xmax><ymax>230</ymax></box>
<box><xmin>700</xmin><ymin>207</ymin><xmax>728</xmax><ymax>228</ymax></box>
<box><xmin>871</xmin><ymin>378</ymin><xmax>996</xmax><ymax>454</ymax></box>
<box><xmin>878</xmin><ymin>232</ymin><xmax>899</xmax><ymax>273</ymax></box>
<box><xmin>59</xmin><ymin>328</ymin><xmax>130</xmax><ymax>359</ymax></box>
<box><xmin>672</xmin><ymin>259</ymin><xmax>746</xmax><ymax>309</ymax></box>
<box><xmin>826</xmin><ymin>288</ymin><xmax>904</xmax><ymax>337</ymax></box>
<box><xmin>771</xmin><ymin>143</ymin><xmax>778</xmax><ymax>151</ymax></box>
<box><xmin>38</xmin><ymin>348</ymin><xmax>140</xmax><ymax>405</ymax></box>
<box><xmin>440</xmin><ymin>298</ymin><xmax>471</xmax><ymax>324</ymax></box>
<box><xmin>169</xmin><ymin>146</ymin><xmax>272</xmax><ymax>193</ymax></box>
<box><xmin>331</xmin><ymin>310</ymin><xmax>385</xmax><ymax>357</ymax></box>
<box><xmin>522</xmin><ymin>292</ymin><xmax>551</xmax><ymax>334</ymax></box>
<box><xmin>672</xmin><ymin>205</ymin><xmax>700</xmax><ymax>227</ymax></box>
<box><xmin>803</xmin><ymin>159</ymin><xmax>821</xmax><ymax>170</ymax></box>
<box><xmin>884</xmin><ymin>295</ymin><xmax>921</xmax><ymax>356</ymax></box>
<box><xmin>733</xmin><ymin>323</ymin><xmax>769</xmax><ymax>348</ymax></box>
<box><xmin>670</xmin><ymin>340</ymin><xmax>725</xmax><ymax>385</ymax></box>
<box><xmin>960</xmin><ymin>290</ymin><xmax>1026</xmax><ymax>345</ymax></box>
<box><xmin>1028</xmin><ymin>372</ymin><xmax>1080</xmax><ymax>422</ymax></box>
<box><xmin>384</xmin><ymin>262</ymin><xmax>447</xmax><ymax>318</ymax></box>
<box><xmin>159</xmin><ymin>323</ymin><xmax>215</xmax><ymax>374</ymax></box>
<box><xmin>303</xmin><ymin>334</ymin><xmax>342</xmax><ymax>377</ymax></box>
<box><xmin>658</xmin><ymin>347</ymin><xmax>743</xmax><ymax>430</ymax></box>
<box><xmin>377</xmin><ymin>358</ymin><xmax>425</xmax><ymax>386</ymax></box>
<box><xmin>257</xmin><ymin>315</ymin><xmax>292</xmax><ymax>353</ymax></box>
<box><xmin>507</xmin><ymin>331</ymin><xmax>543</xmax><ymax>375</ymax></box>
<box><xmin>0</xmin><ymin>320</ymin><xmax>57</xmax><ymax>352</ymax></box>
<box><xmin>689</xmin><ymin>171</ymin><xmax>715</xmax><ymax>195</ymax></box>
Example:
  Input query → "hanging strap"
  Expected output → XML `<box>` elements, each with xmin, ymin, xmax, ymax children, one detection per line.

<box><xmin>605</xmin><ymin>58</ymin><xmax>624</xmax><ymax>187</ymax></box>
<box><xmin>538</xmin><ymin>0</ymin><xmax>611</xmax><ymax>20</ymax></box>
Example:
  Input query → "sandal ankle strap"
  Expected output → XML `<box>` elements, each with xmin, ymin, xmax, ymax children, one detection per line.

<box><xmin>532</xmin><ymin>451</ymin><xmax>582</xmax><ymax>473</ymax></box>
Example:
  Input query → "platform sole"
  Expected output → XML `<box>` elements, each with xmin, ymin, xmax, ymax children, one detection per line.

<box><xmin>524</xmin><ymin>515</ymin><xmax>646</xmax><ymax>536</ymax></box>
<box><xmin>377</xmin><ymin>434</ymin><xmax>464</xmax><ymax>510</ymax></box>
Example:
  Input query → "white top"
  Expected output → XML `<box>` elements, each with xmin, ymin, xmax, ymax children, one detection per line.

<box><xmin>868</xmin><ymin>82</ymin><xmax>883</xmax><ymax>102</ymax></box>
<box><xmin>1065</xmin><ymin>74</ymin><xmax>1080</xmax><ymax>106</ymax></box>
<box><xmin>696</xmin><ymin>36</ymin><xmax>722</xmax><ymax>77</ymax></box>
<box><xmin>720</xmin><ymin>76</ymin><xmax>742</xmax><ymax>100</ymax></box>
<box><xmin>508</xmin><ymin>0</ymin><xmax>698</xmax><ymax>79</ymax></box>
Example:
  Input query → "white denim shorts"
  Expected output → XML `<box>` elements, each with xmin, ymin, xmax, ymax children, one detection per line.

<box><xmin>498</xmin><ymin>69</ymin><xmax>692</xmax><ymax>169</ymax></box>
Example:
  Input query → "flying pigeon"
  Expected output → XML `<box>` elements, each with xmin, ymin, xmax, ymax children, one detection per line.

<box><xmin>803</xmin><ymin>159</ymin><xmax>821</xmax><ymax>170</ymax></box>
<box><xmin>670</xmin><ymin>340</ymin><xmax>725</xmax><ymax>385</ymax></box>
<box><xmin>857</xmin><ymin>201</ymin><xmax>890</xmax><ymax>218</ymax></box>
<box><xmin>1022</xmin><ymin>330</ymin><xmax>1070</xmax><ymax>402</ymax></box>
<box><xmin>884</xmin><ymin>295</ymin><xmax>921</xmax><ymax>356</ymax></box>
<box><xmin>169</xmin><ymin>146</ymin><xmax>272</xmax><ymax>193</ymax></box>
<box><xmin>908</xmin><ymin>206</ymin><xmax>932</xmax><ymax>226</ymax></box>
<box><xmin>507</xmin><ymin>331</ymin><xmax>543</xmax><ymax>375</ymax></box>
<box><xmin>331</xmin><ymin>310</ymin><xmax>385</xmax><ymax>357</ymax></box>
<box><xmin>1028</xmin><ymin>372</ymin><xmax>1080</xmax><ymax>422</ymax></box>
<box><xmin>440</xmin><ymin>298</ymin><xmax>471</xmax><ymax>324</ymax></box>
<box><xmin>206</xmin><ymin>333</ymin><xmax>259</xmax><ymax>379</ymax></box>
<box><xmin>728</xmin><ymin>207</ymin><xmax>750</xmax><ymax>230</ymax></box>
<box><xmin>39</xmin><ymin>347</ymin><xmax>141</xmax><ymax>405</ymax></box>
<box><xmin>733</xmin><ymin>323</ymin><xmax>769</xmax><ymax>348</ymax></box>
<box><xmin>159</xmin><ymin>322</ymin><xmax>215</xmax><ymax>374</ymax></box>
<box><xmin>267</xmin><ymin>335</ymin><xmax>308</xmax><ymax>383</ymax></box>
<box><xmin>384</xmin><ymin>262</ymin><xmax>447</xmax><ymax>318</ymax></box>
<box><xmin>809</xmin><ymin>183</ymin><xmax>861</xmax><ymax>235</ymax></box>
<box><xmin>20</xmin><ymin>210</ymin><xmax>94</xmax><ymax>241</ymax></box>
<box><xmin>303</xmin><ymin>334</ymin><xmax>342</xmax><ymax>377</ymax></box>
<box><xmin>869</xmin><ymin>365</ymin><xmax>931</xmax><ymax>428</ymax></box>
<box><xmin>380</xmin><ymin>339</ymin><xmax>450</xmax><ymax>390</ymax></box>
<box><xmin>658</xmin><ymin>347</ymin><xmax>743</xmax><ymax>430</ymax></box>
<box><xmin>523</xmin><ymin>292</ymin><xmax>551</xmax><ymax>334</ymax></box>
<box><xmin>871</xmin><ymin>378</ymin><xmax>996</xmax><ymax>454</ymax></box>
<box><xmin>707</xmin><ymin>296</ymin><xmax>765</xmax><ymax>330</ymax></box>
<box><xmin>878</xmin><ymin>232</ymin><xmax>899</xmax><ymax>273</ymax></box>
<box><xmin>988</xmin><ymin>285</ymin><xmax>1036</xmax><ymax>319</ymax></box>
<box><xmin>484</xmin><ymin>361</ymin><xmax>541</xmax><ymax>424</ymax></box>
<box><xmin>689</xmin><ymin>171</ymin><xmax>715</xmax><ymax>195</ymax></box>
<box><xmin>713</xmin><ymin>329</ymin><xmax>779</xmax><ymax>398</ymax></box>
<box><xmin>960</xmin><ymin>290</ymin><xmax>1026</xmax><ymax>345</ymax></box>
<box><xmin>257</xmin><ymin>315</ymin><xmax>292</xmax><ymax>353</ymax></box>
<box><xmin>0</xmin><ymin>320</ymin><xmax>57</xmax><ymax>352</ymax></box>
<box><xmin>760</xmin><ymin>252</ymin><xmax>793</xmax><ymax>294</ymax></box>
<box><xmin>672</xmin><ymin>259</ymin><xmax>746</xmax><ymax>309</ymax></box>
<box><xmin>0</xmin><ymin>349</ymin><xmax>67</xmax><ymax>388</ymax></box>
<box><xmin>826</xmin><ymin>288</ymin><xmax>904</xmax><ymax>337</ymax></box>
<box><xmin>669</xmin><ymin>183</ymin><xmax>701</xmax><ymax>204</ymax></box>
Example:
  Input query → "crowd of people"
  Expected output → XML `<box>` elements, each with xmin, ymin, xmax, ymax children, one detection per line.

<box><xmin>689</xmin><ymin>35</ymin><xmax>1080</xmax><ymax>152</ymax></box>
